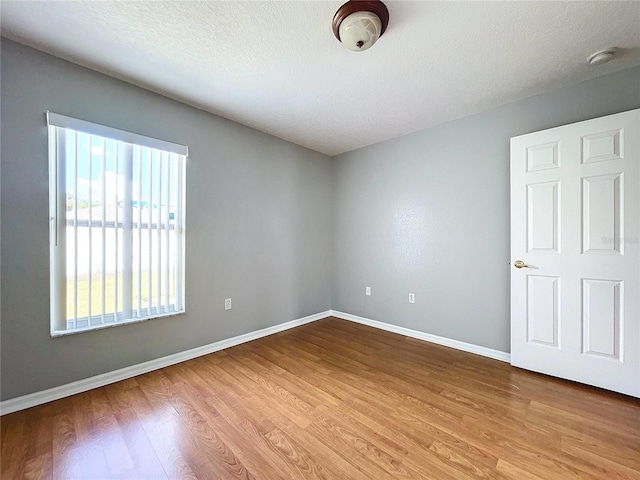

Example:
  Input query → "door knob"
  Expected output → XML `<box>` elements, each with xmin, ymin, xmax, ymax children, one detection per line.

<box><xmin>514</xmin><ymin>260</ymin><xmax>531</xmax><ymax>268</ymax></box>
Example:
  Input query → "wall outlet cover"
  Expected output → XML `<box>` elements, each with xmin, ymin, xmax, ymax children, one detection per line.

<box><xmin>225</xmin><ymin>298</ymin><xmax>232</xmax><ymax>310</ymax></box>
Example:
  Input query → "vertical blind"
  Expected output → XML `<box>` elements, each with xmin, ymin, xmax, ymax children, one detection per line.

<box><xmin>47</xmin><ymin>112</ymin><xmax>187</xmax><ymax>334</ymax></box>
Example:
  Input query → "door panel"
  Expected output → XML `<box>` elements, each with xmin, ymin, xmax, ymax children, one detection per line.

<box><xmin>511</xmin><ymin>108</ymin><xmax>639</xmax><ymax>398</ymax></box>
<box><xmin>527</xmin><ymin>181</ymin><xmax>560</xmax><ymax>252</ymax></box>
<box><xmin>526</xmin><ymin>275</ymin><xmax>560</xmax><ymax>347</ymax></box>
<box><xmin>527</xmin><ymin>142</ymin><xmax>560</xmax><ymax>171</ymax></box>
<box><xmin>581</xmin><ymin>278</ymin><xmax>621</xmax><ymax>360</ymax></box>
<box><xmin>582</xmin><ymin>174</ymin><xmax>623</xmax><ymax>254</ymax></box>
<box><xmin>582</xmin><ymin>129</ymin><xmax>622</xmax><ymax>163</ymax></box>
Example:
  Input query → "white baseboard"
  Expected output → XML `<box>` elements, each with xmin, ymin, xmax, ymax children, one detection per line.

<box><xmin>0</xmin><ymin>310</ymin><xmax>331</xmax><ymax>416</ymax></box>
<box><xmin>330</xmin><ymin>310</ymin><xmax>511</xmax><ymax>363</ymax></box>
<box><xmin>1</xmin><ymin>309</ymin><xmax>510</xmax><ymax>415</ymax></box>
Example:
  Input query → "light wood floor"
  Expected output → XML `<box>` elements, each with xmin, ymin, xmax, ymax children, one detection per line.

<box><xmin>2</xmin><ymin>317</ymin><xmax>639</xmax><ymax>479</ymax></box>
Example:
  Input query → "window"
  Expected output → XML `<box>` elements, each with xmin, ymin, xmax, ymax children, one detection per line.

<box><xmin>48</xmin><ymin>112</ymin><xmax>187</xmax><ymax>335</ymax></box>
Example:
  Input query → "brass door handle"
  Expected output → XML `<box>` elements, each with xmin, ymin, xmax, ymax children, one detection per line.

<box><xmin>514</xmin><ymin>260</ymin><xmax>531</xmax><ymax>269</ymax></box>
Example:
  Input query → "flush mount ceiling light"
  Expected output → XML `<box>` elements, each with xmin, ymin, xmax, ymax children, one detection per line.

<box><xmin>332</xmin><ymin>0</ymin><xmax>389</xmax><ymax>52</ymax></box>
<box><xmin>587</xmin><ymin>48</ymin><xmax>617</xmax><ymax>66</ymax></box>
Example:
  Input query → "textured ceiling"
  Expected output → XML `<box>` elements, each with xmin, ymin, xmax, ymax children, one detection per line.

<box><xmin>2</xmin><ymin>1</ymin><xmax>640</xmax><ymax>156</ymax></box>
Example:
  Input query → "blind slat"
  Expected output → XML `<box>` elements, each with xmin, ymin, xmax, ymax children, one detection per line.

<box><xmin>73</xmin><ymin>131</ymin><xmax>79</xmax><ymax>330</ymax></box>
<box><xmin>114</xmin><ymin>141</ymin><xmax>119</xmax><ymax>322</ymax></box>
<box><xmin>101</xmin><ymin>137</ymin><xmax>107</xmax><ymax>325</ymax></box>
<box><xmin>137</xmin><ymin>148</ymin><xmax>143</xmax><ymax>317</ymax></box>
<box><xmin>122</xmin><ymin>143</ymin><xmax>134</xmax><ymax>322</ymax></box>
<box><xmin>164</xmin><ymin>154</ymin><xmax>171</xmax><ymax>312</ymax></box>
<box><xmin>157</xmin><ymin>152</ymin><xmax>163</xmax><ymax>313</ymax></box>
<box><xmin>147</xmin><ymin>150</ymin><xmax>153</xmax><ymax>317</ymax></box>
<box><xmin>88</xmin><ymin>134</ymin><xmax>93</xmax><ymax>323</ymax></box>
<box><xmin>175</xmin><ymin>155</ymin><xmax>185</xmax><ymax>311</ymax></box>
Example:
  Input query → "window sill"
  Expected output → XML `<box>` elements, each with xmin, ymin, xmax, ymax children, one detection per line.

<box><xmin>50</xmin><ymin>310</ymin><xmax>185</xmax><ymax>338</ymax></box>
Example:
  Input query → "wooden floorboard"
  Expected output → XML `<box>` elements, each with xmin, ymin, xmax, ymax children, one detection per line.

<box><xmin>2</xmin><ymin>317</ymin><xmax>639</xmax><ymax>479</ymax></box>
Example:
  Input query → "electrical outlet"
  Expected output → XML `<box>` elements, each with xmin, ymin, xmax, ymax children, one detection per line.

<box><xmin>365</xmin><ymin>286</ymin><xmax>371</xmax><ymax>296</ymax></box>
<box><xmin>408</xmin><ymin>293</ymin><xmax>415</xmax><ymax>304</ymax></box>
<box><xmin>225</xmin><ymin>298</ymin><xmax>232</xmax><ymax>310</ymax></box>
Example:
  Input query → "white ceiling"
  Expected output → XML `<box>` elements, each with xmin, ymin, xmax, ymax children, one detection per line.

<box><xmin>2</xmin><ymin>1</ymin><xmax>639</xmax><ymax>156</ymax></box>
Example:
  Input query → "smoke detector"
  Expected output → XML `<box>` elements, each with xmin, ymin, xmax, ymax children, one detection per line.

<box><xmin>587</xmin><ymin>48</ymin><xmax>617</xmax><ymax>66</ymax></box>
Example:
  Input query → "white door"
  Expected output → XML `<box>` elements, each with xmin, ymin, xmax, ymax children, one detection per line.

<box><xmin>510</xmin><ymin>109</ymin><xmax>640</xmax><ymax>398</ymax></box>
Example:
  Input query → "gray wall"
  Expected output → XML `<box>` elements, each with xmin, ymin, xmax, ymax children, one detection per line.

<box><xmin>1</xmin><ymin>39</ymin><xmax>333</xmax><ymax>401</ymax></box>
<box><xmin>2</xmin><ymin>38</ymin><xmax>640</xmax><ymax>402</ymax></box>
<box><xmin>332</xmin><ymin>66</ymin><xmax>640</xmax><ymax>353</ymax></box>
